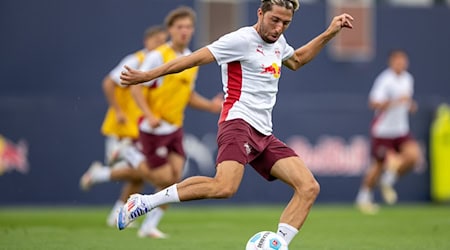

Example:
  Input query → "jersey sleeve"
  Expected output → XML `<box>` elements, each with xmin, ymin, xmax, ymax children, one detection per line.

<box><xmin>206</xmin><ymin>30</ymin><xmax>248</xmax><ymax>65</ymax></box>
<box><xmin>279</xmin><ymin>35</ymin><xmax>295</xmax><ymax>61</ymax></box>
<box><xmin>109</xmin><ymin>54</ymin><xmax>141</xmax><ymax>86</ymax></box>
<box><xmin>139</xmin><ymin>50</ymin><xmax>164</xmax><ymax>87</ymax></box>
<box><xmin>369</xmin><ymin>74</ymin><xmax>388</xmax><ymax>103</ymax></box>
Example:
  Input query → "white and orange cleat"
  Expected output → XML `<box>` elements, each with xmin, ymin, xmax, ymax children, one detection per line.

<box><xmin>117</xmin><ymin>194</ymin><xmax>151</xmax><ymax>230</ymax></box>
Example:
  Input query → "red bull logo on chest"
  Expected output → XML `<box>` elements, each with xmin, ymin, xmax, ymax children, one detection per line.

<box><xmin>261</xmin><ymin>62</ymin><xmax>281</xmax><ymax>79</ymax></box>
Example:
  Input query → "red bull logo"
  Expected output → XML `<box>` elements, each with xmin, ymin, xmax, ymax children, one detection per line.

<box><xmin>261</xmin><ymin>62</ymin><xmax>281</xmax><ymax>79</ymax></box>
<box><xmin>0</xmin><ymin>135</ymin><xmax>29</xmax><ymax>175</ymax></box>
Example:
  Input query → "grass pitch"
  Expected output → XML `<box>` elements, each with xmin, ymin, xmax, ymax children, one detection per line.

<box><xmin>0</xmin><ymin>204</ymin><xmax>449</xmax><ymax>250</ymax></box>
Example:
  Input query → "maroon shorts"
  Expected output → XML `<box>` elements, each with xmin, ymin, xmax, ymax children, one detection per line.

<box><xmin>216</xmin><ymin>119</ymin><xmax>298</xmax><ymax>181</ymax></box>
<box><xmin>371</xmin><ymin>133</ymin><xmax>415</xmax><ymax>162</ymax></box>
<box><xmin>139</xmin><ymin>128</ymin><xmax>185</xmax><ymax>169</ymax></box>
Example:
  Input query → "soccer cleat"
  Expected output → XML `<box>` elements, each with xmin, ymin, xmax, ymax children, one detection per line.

<box><xmin>138</xmin><ymin>228</ymin><xmax>169</xmax><ymax>239</ymax></box>
<box><xmin>107</xmin><ymin>206</ymin><xmax>139</xmax><ymax>228</ymax></box>
<box><xmin>108</xmin><ymin>217</ymin><xmax>138</xmax><ymax>228</ymax></box>
<box><xmin>117</xmin><ymin>194</ymin><xmax>150</xmax><ymax>230</ymax></box>
<box><xmin>79</xmin><ymin>161</ymin><xmax>102</xmax><ymax>191</ymax></box>
<box><xmin>356</xmin><ymin>201</ymin><xmax>379</xmax><ymax>215</ymax></box>
<box><xmin>381</xmin><ymin>184</ymin><xmax>398</xmax><ymax>205</ymax></box>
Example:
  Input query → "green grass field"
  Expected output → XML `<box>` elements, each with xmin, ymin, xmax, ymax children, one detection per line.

<box><xmin>0</xmin><ymin>204</ymin><xmax>449</xmax><ymax>250</ymax></box>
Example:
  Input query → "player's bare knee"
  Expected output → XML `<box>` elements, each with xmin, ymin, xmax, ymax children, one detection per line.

<box><xmin>215</xmin><ymin>190</ymin><xmax>234</xmax><ymax>199</ymax></box>
<box><xmin>215</xmin><ymin>185</ymin><xmax>238</xmax><ymax>199</ymax></box>
<box><xmin>403</xmin><ymin>150</ymin><xmax>420</xmax><ymax>168</ymax></box>
<box><xmin>405</xmin><ymin>156</ymin><xmax>420</xmax><ymax>169</ymax></box>
<box><xmin>300</xmin><ymin>179</ymin><xmax>320</xmax><ymax>201</ymax></box>
<box><xmin>169</xmin><ymin>175</ymin><xmax>181</xmax><ymax>185</ymax></box>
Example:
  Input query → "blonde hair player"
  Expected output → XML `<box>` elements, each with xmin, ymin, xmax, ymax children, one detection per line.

<box><xmin>118</xmin><ymin>0</ymin><xmax>353</xmax><ymax>246</ymax></box>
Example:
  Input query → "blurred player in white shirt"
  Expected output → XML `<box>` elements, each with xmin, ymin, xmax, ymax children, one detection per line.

<box><xmin>356</xmin><ymin>50</ymin><xmax>421</xmax><ymax>214</ymax></box>
<box><xmin>117</xmin><ymin>0</ymin><xmax>354</xmax><ymax>246</ymax></box>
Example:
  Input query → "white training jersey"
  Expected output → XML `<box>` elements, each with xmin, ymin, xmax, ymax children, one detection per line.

<box><xmin>369</xmin><ymin>68</ymin><xmax>414</xmax><ymax>138</ymax></box>
<box><xmin>109</xmin><ymin>50</ymin><xmax>147</xmax><ymax>87</ymax></box>
<box><xmin>207</xmin><ymin>26</ymin><xmax>294</xmax><ymax>135</ymax></box>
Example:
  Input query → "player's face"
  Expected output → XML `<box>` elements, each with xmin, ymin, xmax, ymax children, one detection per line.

<box><xmin>144</xmin><ymin>32</ymin><xmax>168</xmax><ymax>51</ymax></box>
<box><xmin>169</xmin><ymin>17</ymin><xmax>195</xmax><ymax>47</ymax></box>
<box><xmin>389</xmin><ymin>52</ymin><xmax>409</xmax><ymax>74</ymax></box>
<box><xmin>257</xmin><ymin>5</ymin><xmax>292</xmax><ymax>43</ymax></box>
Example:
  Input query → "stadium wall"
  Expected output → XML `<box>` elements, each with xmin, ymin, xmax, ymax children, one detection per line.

<box><xmin>0</xmin><ymin>1</ymin><xmax>449</xmax><ymax>205</ymax></box>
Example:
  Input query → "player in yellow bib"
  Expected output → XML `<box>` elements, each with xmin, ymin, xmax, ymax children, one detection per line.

<box><xmin>82</xmin><ymin>7</ymin><xmax>222</xmax><ymax>239</ymax></box>
<box><xmin>140</xmin><ymin>43</ymin><xmax>199</xmax><ymax>129</ymax></box>
<box><xmin>100</xmin><ymin>49</ymin><xmax>146</xmax><ymax>141</ymax></box>
<box><xmin>128</xmin><ymin>7</ymin><xmax>222</xmax><ymax>238</ymax></box>
<box><xmin>80</xmin><ymin>25</ymin><xmax>168</xmax><ymax>228</ymax></box>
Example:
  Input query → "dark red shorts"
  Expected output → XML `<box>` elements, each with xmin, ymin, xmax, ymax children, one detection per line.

<box><xmin>371</xmin><ymin>133</ymin><xmax>415</xmax><ymax>162</ymax></box>
<box><xmin>216</xmin><ymin>119</ymin><xmax>298</xmax><ymax>181</ymax></box>
<box><xmin>139</xmin><ymin>128</ymin><xmax>185</xmax><ymax>169</ymax></box>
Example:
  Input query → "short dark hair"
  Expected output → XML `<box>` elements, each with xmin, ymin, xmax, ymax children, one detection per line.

<box><xmin>260</xmin><ymin>0</ymin><xmax>299</xmax><ymax>14</ymax></box>
<box><xmin>388</xmin><ymin>49</ymin><xmax>407</xmax><ymax>59</ymax></box>
<box><xmin>164</xmin><ymin>6</ymin><xmax>196</xmax><ymax>28</ymax></box>
<box><xmin>143</xmin><ymin>25</ymin><xmax>166</xmax><ymax>40</ymax></box>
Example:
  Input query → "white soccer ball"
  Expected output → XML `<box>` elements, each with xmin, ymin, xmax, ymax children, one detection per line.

<box><xmin>245</xmin><ymin>231</ymin><xmax>288</xmax><ymax>250</ymax></box>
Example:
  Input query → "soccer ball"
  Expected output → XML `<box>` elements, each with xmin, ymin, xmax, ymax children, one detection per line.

<box><xmin>245</xmin><ymin>231</ymin><xmax>288</xmax><ymax>250</ymax></box>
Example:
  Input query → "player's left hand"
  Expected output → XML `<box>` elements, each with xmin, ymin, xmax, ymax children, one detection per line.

<box><xmin>409</xmin><ymin>100</ymin><xmax>418</xmax><ymax>113</ymax></box>
<box><xmin>327</xmin><ymin>13</ymin><xmax>354</xmax><ymax>35</ymax></box>
<box><xmin>120</xmin><ymin>65</ymin><xmax>148</xmax><ymax>86</ymax></box>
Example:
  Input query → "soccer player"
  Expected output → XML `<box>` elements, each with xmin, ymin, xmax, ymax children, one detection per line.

<box><xmin>79</xmin><ymin>25</ymin><xmax>167</xmax><ymax>228</ymax></box>
<box><xmin>118</xmin><ymin>0</ymin><xmax>353</xmax><ymax>246</ymax></box>
<box><xmin>126</xmin><ymin>6</ymin><xmax>222</xmax><ymax>238</ymax></box>
<box><xmin>83</xmin><ymin>6</ymin><xmax>222</xmax><ymax>238</ymax></box>
<box><xmin>355</xmin><ymin>49</ymin><xmax>421</xmax><ymax>214</ymax></box>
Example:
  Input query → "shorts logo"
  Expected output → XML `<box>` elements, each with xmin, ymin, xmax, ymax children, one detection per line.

<box><xmin>244</xmin><ymin>142</ymin><xmax>252</xmax><ymax>155</ymax></box>
<box><xmin>156</xmin><ymin>146</ymin><xmax>168</xmax><ymax>157</ymax></box>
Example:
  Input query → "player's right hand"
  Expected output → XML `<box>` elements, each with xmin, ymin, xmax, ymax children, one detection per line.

<box><xmin>115</xmin><ymin>110</ymin><xmax>127</xmax><ymax>124</ymax></box>
<box><xmin>147</xmin><ymin>115</ymin><xmax>161</xmax><ymax>129</ymax></box>
<box><xmin>210</xmin><ymin>93</ymin><xmax>224</xmax><ymax>114</ymax></box>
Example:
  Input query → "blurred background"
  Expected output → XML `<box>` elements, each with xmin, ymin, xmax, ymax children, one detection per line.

<box><xmin>0</xmin><ymin>0</ymin><xmax>449</xmax><ymax>206</ymax></box>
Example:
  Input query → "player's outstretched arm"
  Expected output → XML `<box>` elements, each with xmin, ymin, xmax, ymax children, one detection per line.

<box><xmin>284</xmin><ymin>13</ymin><xmax>354</xmax><ymax>71</ymax></box>
<box><xmin>120</xmin><ymin>47</ymin><xmax>216</xmax><ymax>85</ymax></box>
<box><xmin>188</xmin><ymin>91</ymin><xmax>223</xmax><ymax>114</ymax></box>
